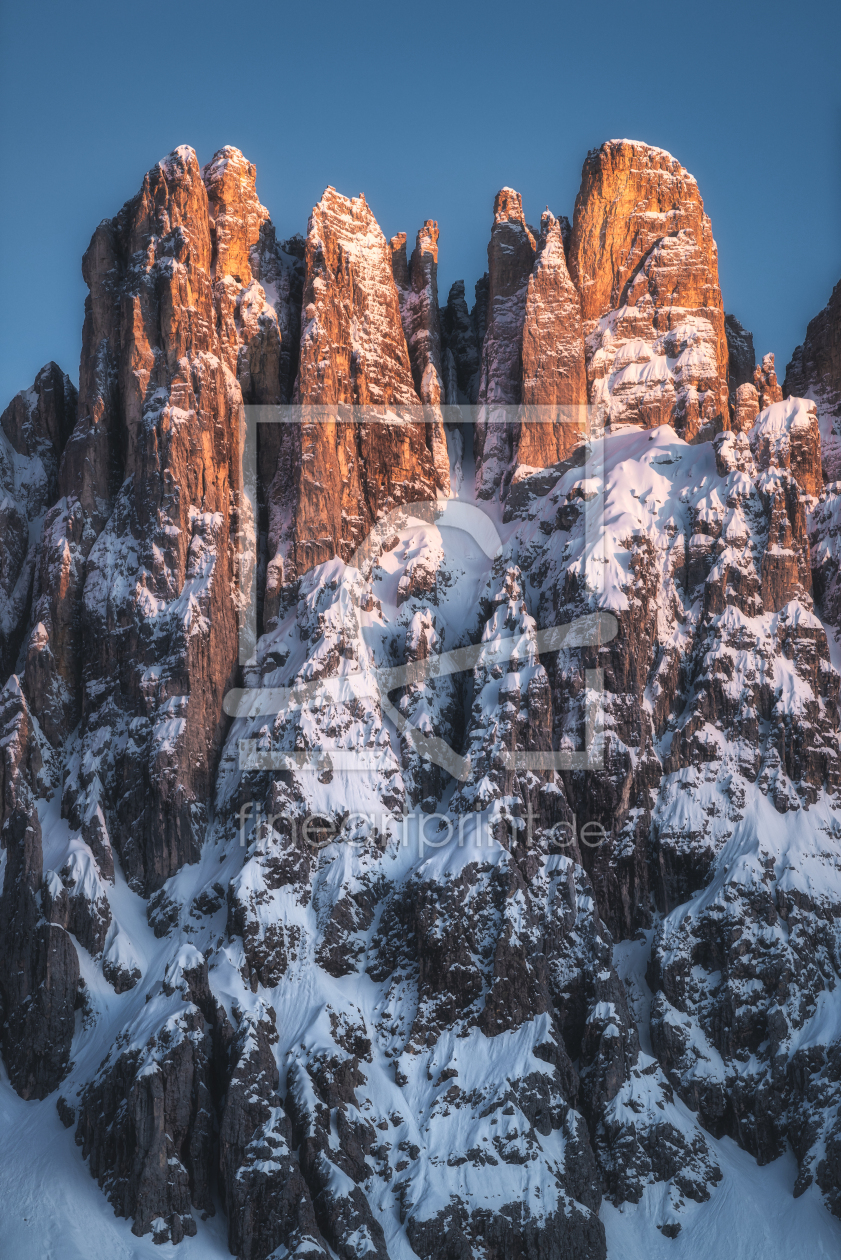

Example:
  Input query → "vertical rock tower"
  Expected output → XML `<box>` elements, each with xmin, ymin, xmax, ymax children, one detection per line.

<box><xmin>265</xmin><ymin>189</ymin><xmax>449</xmax><ymax>619</ymax></box>
<box><xmin>785</xmin><ymin>276</ymin><xmax>841</xmax><ymax>480</ymax></box>
<box><xmin>569</xmin><ymin>139</ymin><xmax>730</xmax><ymax>441</ymax></box>
<box><xmin>474</xmin><ymin>187</ymin><xmax>536</xmax><ymax>497</ymax></box>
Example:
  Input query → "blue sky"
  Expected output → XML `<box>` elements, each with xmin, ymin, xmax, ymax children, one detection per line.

<box><xmin>1</xmin><ymin>0</ymin><xmax>839</xmax><ymax>404</ymax></box>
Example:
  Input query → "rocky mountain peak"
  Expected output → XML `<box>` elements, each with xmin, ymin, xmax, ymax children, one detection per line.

<box><xmin>415</xmin><ymin>217</ymin><xmax>439</xmax><ymax>260</ymax></box>
<box><xmin>202</xmin><ymin>144</ymin><xmax>270</xmax><ymax>286</ymax></box>
<box><xmin>570</xmin><ymin>138</ymin><xmax>729</xmax><ymax>441</ymax></box>
<box><xmin>265</xmin><ymin>188</ymin><xmax>448</xmax><ymax>603</ymax></box>
<box><xmin>0</xmin><ymin>362</ymin><xmax>77</xmax><ymax>682</ymax></box>
<box><xmin>400</xmin><ymin>218</ymin><xmax>449</xmax><ymax>486</ymax></box>
<box><xmin>131</xmin><ymin>143</ymin><xmax>213</xmax><ymax>266</ymax></box>
<box><xmin>389</xmin><ymin>230</ymin><xmax>409</xmax><ymax>291</ymax></box>
<box><xmin>785</xmin><ymin>276</ymin><xmax>841</xmax><ymax>480</ymax></box>
<box><xmin>725</xmin><ymin>312</ymin><xmax>756</xmax><ymax>391</ymax></box>
<box><xmin>0</xmin><ymin>361</ymin><xmax>76</xmax><ymax>473</ymax></box>
<box><xmin>492</xmin><ymin>186</ymin><xmax>537</xmax><ymax>247</ymax></box>
<box><xmin>754</xmin><ymin>350</ymin><xmax>784</xmax><ymax>409</ymax></box>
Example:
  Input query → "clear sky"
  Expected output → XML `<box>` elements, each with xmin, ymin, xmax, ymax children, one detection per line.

<box><xmin>1</xmin><ymin>0</ymin><xmax>839</xmax><ymax>405</ymax></box>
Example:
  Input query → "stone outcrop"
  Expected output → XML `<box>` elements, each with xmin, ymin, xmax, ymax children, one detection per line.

<box><xmin>5</xmin><ymin>138</ymin><xmax>841</xmax><ymax>1258</ymax></box>
<box><xmin>76</xmin><ymin>1003</ymin><xmax>216</xmax><ymax>1244</ymax></box>
<box><xmin>786</xmin><ymin>276</ymin><xmax>841</xmax><ymax>407</ymax></box>
<box><xmin>520</xmin><ymin>209</ymin><xmax>588</xmax><ymax>466</ymax></box>
<box><xmin>56</xmin><ymin>146</ymin><xmax>246</xmax><ymax>894</ymax></box>
<box><xmin>733</xmin><ymin>381</ymin><xmax>760</xmax><ymax>432</ymax></box>
<box><xmin>203</xmin><ymin>145</ymin><xmax>304</xmax><ymax>411</ymax></box>
<box><xmin>474</xmin><ymin>188</ymin><xmax>536</xmax><ymax>496</ymax></box>
<box><xmin>292</xmin><ymin>189</ymin><xmax>426</xmax><ymax>409</ymax></box>
<box><xmin>390</xmin><ymin>220</ymin><xmax>450</xmax><ymax>490</ymax></box>
<box><xmin>725</xmin><ymin>314</ymin><xmax>757</xmax><ymax>432</ymax></box>
<box><xmin>569</xmin><ymin>140</ymin><xmax>730</xmax><ymax>441</ymax></box>
<box><xmin>451</xmin><ymin>196</ymin><xmax>588</xmax><ymax>491</ymax></box>
<box><xmin>785</xmin><ymin>275</ymin><xmax>841</xmax><ymax>480</ymax></box>
<box><xmin>0</xmin><ymin>363</ymin><xmax>77</xmax><ymax>680</ymax></box>
<box><xmin>0</xmin><ymin>361</ymin><xmax>77</xmax><ymax>501</ymax></box>
<box><xmin>754</xmin><ymin>351</ymin><xmax>784</xmax><ymax>410</ymax></box>
<box><xmin>749</xmin><ymin>397</ymin><xmax>823</xmax><ymax>498</ymax></box>
<box><xmin>474</xmin><ymin>190</ymin><xmax>536</xmax><ymax>494</ymax></box>
<box><xmin>265</xmin><ymin>188</ymin><xmax>447</xmax><ymax>617</ymax></box>
<box><xmin>440</xmin><ymin>278</ymin><xmax>484</xmax><ymax>404</ymax></box>
<box><xmin>725</xmin><ymin>314</ymin><xmax>755</xmax><ymax>391</ymax></box>
<box><xmin>786</xmin><ymin>275</ymin><xmax>841</xmax><ymax>486</ymax></box>
<box><xmin>219</xmin><ymin>1008</ymin><xmax>329</xmax><ymax>1260</ymax></box>
<box><xmin>78</xmin><ymin>960</ymin><xmax>327</xmax><ymax>1258</ymax></box>
<box><xmin>811</xmin><ymin>481</ymin><xmax>841</xmax><ymax>631</ymax></box>
<box><xmin>19</xmin><ymin>146</ymin><xmax>308</xmax><ymax>902</ymax></box>
<box><xmin>0</xmin><ymin>677</ymin><xmax>78</xmax><ymax>1099</ymax></box>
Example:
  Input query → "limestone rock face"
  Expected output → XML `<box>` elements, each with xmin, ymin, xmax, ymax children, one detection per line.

<box><xmin>295</xmin><ymin>188</ymin><xmax>421</xmax><ymax>408</ymax></box>
<box><xmin>475</xmin><ymin>188</ymin><xmax>536</xmax><ymax>497</ymax></box>
<box><xmin>389</xmin><ymin>230</ymin><xmax>409</xmax><ymax>291</ymax></box>
<box><xmin>203</xmin><ymin>146</ymin><xmax>304</xmax><ymax>409</ymax></box>
<box><xmin>0</xmin><ymin>678</ymin><xmax>78</xmax><ymax>1099</ymax></box>
<box><xmin>0</xmin><ymin>361</ymin><xmax>77</xmax><ymax>499</ymax></box>
<box><xmin>75</xmin><ymin>963</ymin><xmax>219</xmax><ymax>1245</ymax></box>
<box><xmin>733</xmin><ymin>381</ymin><xmax>760</xmax><ymax>433</ymax></box>
<box><xmin>219</xmin><ymin>1009</ymin><xmax>329</xmax><ymax>1260</ymax></box>
<box><xmin>724</xmin><ymin>313</ymin><xmax>755</xmax><ymax>391</ymax></box>
<box><xmin>62</xmin><ymin>146</ymin><xmax>246</xmax><ymax>894</ymax></box>
<box><xmin>20</xmin><ymin>146</ymin><xmax>290</xmax><ymax>899</ymax></box>
<box><xmin>440</xmin><ymin>277</ymin><xmax>484</xmax><ymax>403</ymax></box>
<box><xmin>569</xmin><ymin>140</ymin><xmax>729</xmax><ymax>441</ymax></box>
<box><xmin>7</xmin><ymin>138</ymin><xmax>841</xmax><ymax>1256</ymax></box>
<box><xmin>201</xmin><ymin>147</ymin><xmax>305</xmax><ymax>627</ymax></box>
<box><xmin>811</xmin><ymin>481</ymin><xmax>841</xmax><ymax>632</ymax></box>
<box><xmin>749</xmin><ymin>397</ymin><xmax>823</xmax><ymax>498</ymax></box>
<box><xmin>0</xmin><ymin>363</ymin><xmax>77</xmax><ymax>679</ymax></box>
<box><xmin>785</xmin><ymin>276</ymin><xmax>841</xmax><ymax>479</ymax></box>
<box><xmin>210</xmin><ymin>549</ymin><xmax>714</xmax><ymax>1260</ymax></box>
<box><xmin>520</xmin><ymin>209</ymin><xmax>588</xmax><ymax>467</ymax></box>
<box><xmin>265</xmin><ymin>189</ymin><xmax>446</xmax><ymax>614</ymax></box>
<box><xmin>786</xmin><ymin>278</ymin><xmax>841</xmax><ymax>407</ymax></box>
<box><xmin>391</xmin><ymin>220</ymin><xmax>450</xmax><ymax>490</ymax></box>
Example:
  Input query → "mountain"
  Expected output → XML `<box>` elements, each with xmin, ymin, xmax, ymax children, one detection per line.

<box><xmin>1</xmin><ymin>139</ymin><xmax>841</xmax><ymax>1260</ymax></box>
<box><xmin>568</xmin><ymin>140</ymin><xmax>730</xmax><ymax>444</ymax></box>
<box><xmin>785</xmin><ymin>277</ymin><xmax>841</xmax><ymax>481</ymax></box>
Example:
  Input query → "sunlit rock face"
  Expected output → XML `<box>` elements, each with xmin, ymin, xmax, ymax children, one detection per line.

<box><xmin>569</xmin><ymin>139</ymin><xmax>730</xmax><ymax>443</ymax></box>
<box><xmin>390</xmin><ymin>219</ymin><xmax>451</xmax><ymax>491</ymax></box>
<box><xmin>264</xmin><ymin>187</ymin><xmax>448</xmax><ymax>620</ymax></box>
<box><xmin>20</xmin><ymin>146</ymin><xmax>256</xmax><ymax>903</ymax></box>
